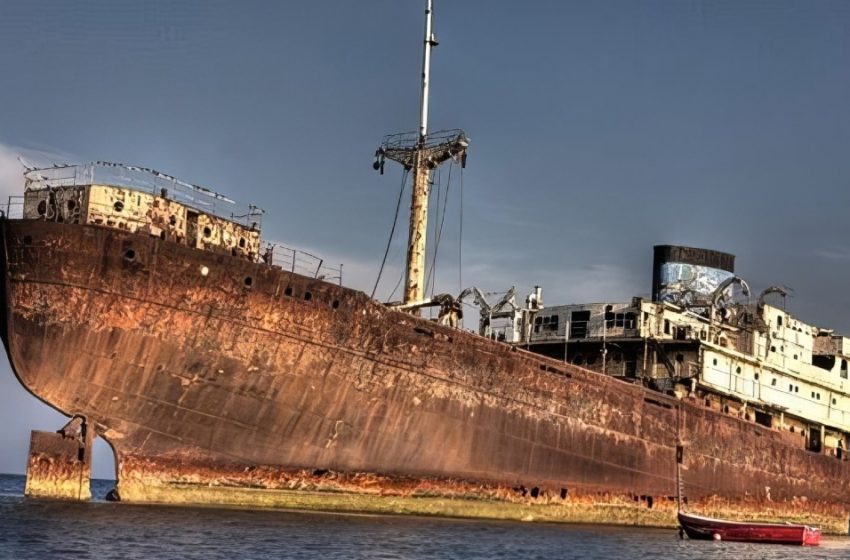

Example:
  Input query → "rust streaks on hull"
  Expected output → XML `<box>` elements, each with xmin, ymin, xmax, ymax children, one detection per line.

<box><xmin>24</xmin><ymin>429</ymin><xmax>91</xmax><ymax>501</ymax></box>
<box><xmin>1</xmin><ymin>220</ymin><xmax>849</xmax><ymax>532</ymax></box>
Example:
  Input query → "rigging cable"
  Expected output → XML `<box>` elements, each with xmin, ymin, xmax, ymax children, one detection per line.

<box><xmin>387</xmin><ymin>270</ymin><xmax>404</xmax><ymax>303</ymax></box>
<box><xmin>426</xmin><ymin>161</ymin><xmax>453</xmax><ymax>297</ymax></box>
<box><xmin>428</xmin><ymin>166</ymin><xmax>442</xmax><ymax>298</ymax></box>
<box><xmin>371</xmin><ymin>168</ymin><xmax>409</xmax><ymax>299</ymax></box>
<box><xmin>459</xmin><ymin>164</ymin><xmax>464</xmax><ymax>294</ymax></box>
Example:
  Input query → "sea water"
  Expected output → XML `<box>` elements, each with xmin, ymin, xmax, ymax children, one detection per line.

<box><xmin>0</xmin><ymin>474</ymin><xmax>847</xmax><ymax>559</ymax></box>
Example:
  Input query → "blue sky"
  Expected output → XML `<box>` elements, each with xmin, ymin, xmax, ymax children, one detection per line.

<box><xmin>1</xmin><ymin>0</ymin><xmax>849</xmax><ymax>478</ymax></box>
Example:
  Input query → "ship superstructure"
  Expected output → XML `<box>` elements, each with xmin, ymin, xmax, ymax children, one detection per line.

<box><xmin>480</xmin><ymin>246</ymin><xmax>850</xmax><ymax>461</ymax></box>
<box><xmin>21</xmin><ymin>162</ymin><xmax>261</xmax><ymax>259</ymax></box>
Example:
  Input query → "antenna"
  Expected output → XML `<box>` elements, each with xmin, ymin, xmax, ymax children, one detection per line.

<box><xmin>419</xmin><ymin>0</ymin><xmax>436</xmax><ymax>144</ymax></box>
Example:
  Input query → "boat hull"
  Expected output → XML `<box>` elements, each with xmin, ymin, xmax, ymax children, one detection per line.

<box><xmin>678</xmin><ymin>511</ymin><xmax>822</xmax><ymax>545</ymax></box>
<box><xmin>2</xmin><ymin>219</ymin><xmax>850</xmax><ymax>531</ymax></box>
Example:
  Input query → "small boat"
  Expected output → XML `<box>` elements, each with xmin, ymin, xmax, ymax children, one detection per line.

<box><xmin>677</xmin><ymin>511</ymin><xmax>821</xmax><ymax>546</ymax></box>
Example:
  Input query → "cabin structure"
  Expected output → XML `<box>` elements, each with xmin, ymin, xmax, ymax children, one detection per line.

<box><xmin>20</xmin><ymin>162</ymin><xmax>262</xmax><ymax>260</ymax></box>
<box><xmin>480</xmin><ymin>245</ymin><xmax>850</xmax><ymax>459</ymax></box>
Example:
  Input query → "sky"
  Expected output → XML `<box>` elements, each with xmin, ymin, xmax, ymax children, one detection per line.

<box><xmin>0</xmin><ymin>0</ymin><xmax>849</xmax><ymax>479</ymax></box>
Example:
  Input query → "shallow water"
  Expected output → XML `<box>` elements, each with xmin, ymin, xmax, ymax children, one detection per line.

<box><xmin>0</xmin><ymin>474</ymin><xmax>847</xmax><ymax>559</ymax></box>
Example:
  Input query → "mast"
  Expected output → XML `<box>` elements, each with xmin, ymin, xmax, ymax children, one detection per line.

<box><xmin>374</xmin><ymin>0</ymin><xmax>469</xmax><ymax>310</ymax></box>
<box><xmin>405</xmin><ymin>0</ymin><xmax>436</xmax><ymax>306</ymax></box>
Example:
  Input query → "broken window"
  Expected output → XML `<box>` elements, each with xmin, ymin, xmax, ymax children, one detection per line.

<box><xmin>754</xmin><ymin>410</ymin><xmax>772</xmax><ymax>428</ymax></box>
<box><xmin>813</xmin><ymin>354</ymin><xmax>836</xmax><ymax>372</ymax></box>
<box><xmin>570</xmin><ymin>311</ymin><xmax>590</xmax><ymax>339</ymax></box>
<box><xmin>604</xmin><ymin>305</ymin><xmax>614</xmax><ymax>330</ymax></box>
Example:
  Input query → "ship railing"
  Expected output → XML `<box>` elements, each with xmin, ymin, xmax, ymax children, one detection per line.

<box><xmin>265</xmin><ymin>243</ymin><xmax>343</xmax><ymax>285</ymax></box>
<box><xmin>22</xmin><ymin>162</ymin><xmax>264</xmax><ymax>229</ymax></box>
<box><xmin>0</xmin><ymin>196</ymin><xmax>24</xmax><ymax>219</ymax></box>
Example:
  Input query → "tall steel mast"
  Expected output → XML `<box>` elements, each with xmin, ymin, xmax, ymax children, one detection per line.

<box><xmin>374</xmin><ymin>0</ymin><xmax>469</xmax><ymax>310</ymax></box>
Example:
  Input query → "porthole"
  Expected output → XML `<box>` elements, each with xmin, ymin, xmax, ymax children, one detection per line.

<box><xmin>244</xmin><ymin>276</ymin><xmax>253</xmax><ymax>288</ymax></box>
<box><xmin>736</xmin><ymin>366</ymin><xmax>741</xmax><ymax>374</ymax></box>
<box><xmin>331</xmin><ymin>300</ymin><xmax>340</xmax><ymax>309</ymax></box>
<box><xmin>203</xmin><ymin>226</ymin><xmax>212</xmax><ymax>238</ymax></box>
<box><xmin>124</xmin><ymin>249</ymin><xmax>136</xmax><ymax>262</ymax></box>
<box><xmin>304</xmin><ymin>291</ymin><xmax>312</xmax><ymax>301</ymax></box>
<box><xmin>113</xmin><ymin>200</ymin><xmax>124</xmax><ymax>212</ymax></box>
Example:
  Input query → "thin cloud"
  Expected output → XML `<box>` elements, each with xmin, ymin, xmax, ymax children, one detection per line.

<box><xmin>0</xmin><ymin>144</ymin><xmax>25</xmax><ymax>200</ymax></box>
<box><xmin>816</xmin><ymin>248</ymin><xmax>850</xmax><ymax>262</ymax></box>
<box><xmin>0</xmin><ymin>142</ymin><xmax>81</xmax><ymax>201</ymax></box>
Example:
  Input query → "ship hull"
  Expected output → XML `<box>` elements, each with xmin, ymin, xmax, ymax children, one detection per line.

<box><xmin>2</xmin><ymin>219</ymin><xmax>849</xmax><ymax>531</ymax></box>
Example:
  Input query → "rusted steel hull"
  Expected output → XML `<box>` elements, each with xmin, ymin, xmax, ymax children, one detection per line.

<box><xmin>2</xmin><ymin>220</ymin><xmax>849</xmax><ymax>531</ymax></box>
<box><xmin>24</xmin><ymin>430</ymin><xmax>91</xmax><ymax>500</ymax></box>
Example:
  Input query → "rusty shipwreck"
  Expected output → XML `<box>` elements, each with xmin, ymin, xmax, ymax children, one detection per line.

<box><xmin>4</xmin><ymin>0</ymin><xmax>850</xmax><ymax>533</ymax></box>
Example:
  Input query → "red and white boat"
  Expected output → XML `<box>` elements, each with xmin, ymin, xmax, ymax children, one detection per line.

<box><xmin>678</xmin><ymin>511</ymin><xmax>821</xmax><ymax>546</ymax></box>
